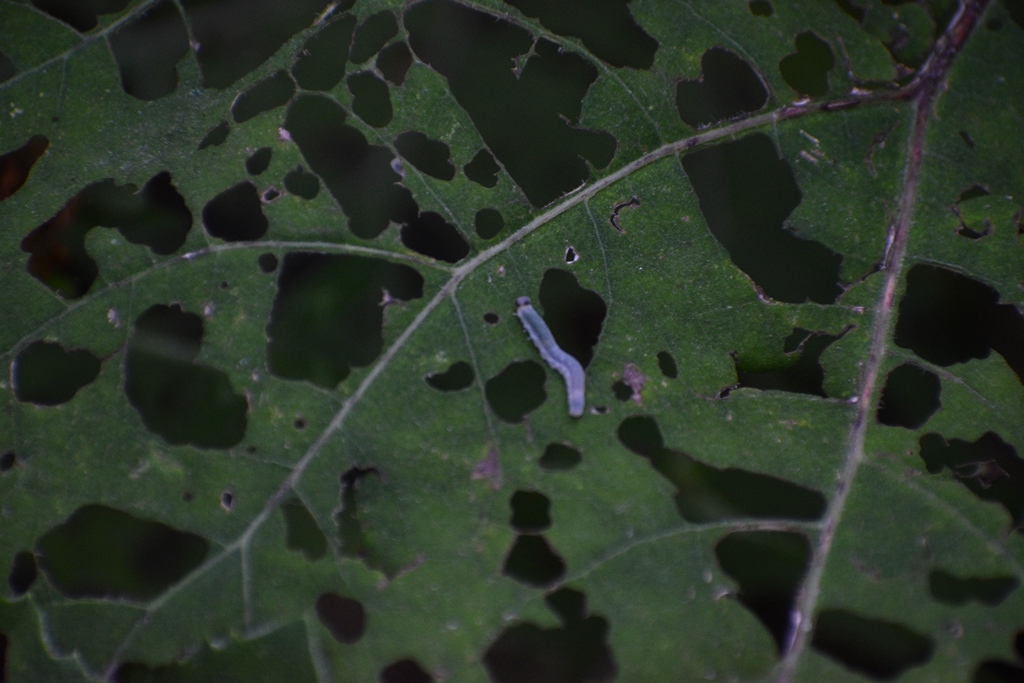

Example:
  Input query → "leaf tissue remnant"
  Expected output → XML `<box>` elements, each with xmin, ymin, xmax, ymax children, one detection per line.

<box><xmin>125</xmin><ymin>304</ymin><xmax>248</xmax><ymax>448</ymax></box>
<box><xmin>676</xmin><ymin>48</ymin><xmax>768</xmax><ymax>128</ymax></box>
<box><xmin>13</xmin><ymin>340</ymin><xmax>101</xmax><ymax>406</ymax></box>
<box><xmin>682</xmin><ymin>134</ymin><xmax>843</xmax><ymax>304</ymax></box>
<box><xmin>21</xmin><ymin>172</ymin><xmax>192</xmax><ymax>298</ymax></box>
<box><xmin>405</xmin><ymin>0</ymin><xmax>615</xmax><ymax>206</ymax></box>
<box><xmin>266</xmin><ymin>252</ymin><xmax>424</xmax><ymax>388</ymax></box>
<box><xmin>36</xmin><ymin>504</ymin><xmax>209</xmax><ymax>602</ymax></box>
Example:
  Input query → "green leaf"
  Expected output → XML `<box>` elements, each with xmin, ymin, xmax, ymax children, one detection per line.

<box><xmin>2</xmin><ymin>0</ymin><xmax>1022</xmax><ymax>681</ymax></box>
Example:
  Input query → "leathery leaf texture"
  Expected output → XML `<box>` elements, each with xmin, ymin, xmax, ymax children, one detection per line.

<box><xmin>1</xmin><ymin>0</ymin><xmax>1022</xmax><ymax>681</ymax></box>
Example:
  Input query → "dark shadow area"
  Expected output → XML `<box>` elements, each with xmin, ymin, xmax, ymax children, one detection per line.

<box><xmin>245</xmin><ymin>147</ymin><xmax>272</xmax><ymax>176</ymax></box>
<box><xmin>483</xmin><ymin>587</ymin><xmax>616</xmax><ymax>683</ymax></box>
<box><xmin>475</xmin><ymin>208</ymin><xmax>504</xmax><ymax>239</ymax></box>
<box><xmin>394</xmin><ymin>131</ymin><xmax>456</xmax><ymax>181</ymax></box>
<box><xmin>232</xmin><ymin>70</ymin><xmax>295</xmax><ymax>123</ymax></box>
<box><xmin>811</xmin><ymin>608</ymin><xmax>934</xmax><ymax>680</ymax></box>
<box><xmin>919</xmin><ymin>432</ymin><xmax>1023</xmax><ymax>532</ymax></box>
<box><xmin>749</xmin><ymin>0</ymin><xmax>773</xmax><ymax>17</ymax></box>
<box><xmin>503</xmin><ymin>534</ymin><xmax>565</xmax><ymax>588</ymax></box>
<box><xmin>334</xmin><ymin>465</ymin><xmax>381</xmax><ymax>566</ymax></box>
<box><xmin>715</xmin><ymin>531</ymin><xmax>810</xmax><ymax>653</ymax></box>
<box><xmin>928</xmin><ymin>569</ymin><xmax>1018</xmax><ymax>606</ymax></box>
<box><xmin>876</xmin><ymin>362</ymin><xmax>941</xmax><ymax>429</ymax></box>
<box><xmin>31</xmin><ymin>0</ymin><xmax>129</xmax><ymax>32</ymax></box>
<box><xmin>0</xmin><ymin>48</ymin><xmax>15</xmax><ymax>83</ymax></box>
<box><xmin>509</xmin><ymin>490</ymin><xmax>551</xmax><ymax>532</ymax></box>
<box><xmin>202</xmin><ymin>181</ymin><xmax>268</xmax><ymax>241</ymax></box>
<box><xmin>350</xmin><ymin>10</ymin><xmax>398</xmax><ymax>63</ymax></box>
<box><xmin>291</xmin><ymin>14</ymin><xmax>356</xmax><ymax>91</ymax></box>
<box><xmin>0</xmin><ymin>451</ymin><xmax>16</xmax><ymax>473</ymax></box>
<box><xmin>675</xmin><ymin>47</ymin><xmax>768</xmax><ymax>128</ymax></box>
<box><xmin>539</xmin><ymin>443</ymin><xmax>582</xmax><ymax>471</ymax></box>
<box><xmin>381</xmin><ymin>658</ymin><xmax>434</xmax><ymax>683</ymax></box>
<box><xmin>485</xmin><ymin>361</ymin><xmax>547</xmax><ymax>422</ymax></box>
<box><xmin>1009</xmin><ymin>0</ymin><xmax>1024</xmax><ymax>32</ymax></box>
<box><xmin>406</xmin><ymin>0</ymin><xmax>615</xmax><ymax>206</ymax></box>
<box><xmin>198</xmin><ymin>120</ymin><xmax>230</xmax><ymax>150</ymax></box>
<box><xmin>257</xmin><ymin>252</ymin><xmax>279</xmax><ymax>273</ymax></box>
<box><xmin>281</xmin><ymin>496</ymin><xmax>328</xmax><ymax>561</ymax></box>
<box><xmin>734</xmin><ymin>327</ymin><xmax>843</xmax><ymax>397</ymax></box>
<box><xmin>114</xmin><ymin>622</ymin><xmax>316</xmax><ymax>682</ymax></box>
<box><xmin>21</xmin><ymin>172</ymin><xmax>192</xmax><ymax>298</ymax></box>
<box><xmin>464</xmin><ymin>149</ymin><xmax>500</xmax><ymax>188</ymax></box>
<box><xmin>537</xmin><ymin>269</ymin><xmax>606</xmax><ymax>368</ymax></box>
<box><xmin>284</xmin><ymin>166</ymin><xmax>320</xmax><ymax>199</ymax></box>
<box><xmin>7</xmin><ymin>551</ymin><xmax>37</xmax><ymax>597</ymax></box>
<box><xmin>894</xmin><ymin>264</ymin><xmax>1024</xmax><ymax>384</ymax></box>
<box><xmin>266</xmin><ymin>252</ymin><xmax>424</xmax><ymax>388</ymax></box>
<box><xmin>315</xmin><ymin>592</ymin><xmax>366</xmax><ymax>644</ymax></box>
<box><xmin>180</xmin><ymin>0</ymin><xmax>339</xmax><ymax>89</ymax></box>
<box><xmin>109</xmin><ymin>0</ymin><xmax>189</xmax><ymax>101</ymax></box>
<box><xmin>973</xmin><ymin>632</ymin><xmax>1024</xmax><ymax>683</ymax></box>
<box><xmin>36</xmin><ymin>504</ymin><xmax>209</xmax><ymax>601</ymax></box>
<box><xmin>284</xmin><ymin>94</ymin><xmax>416</xmax><ymax>239</ymax></box>
<box><xmin>502</xmin><ymin>0</ymin><xmax>657</xmax><ymax>69</ymax></box>
<box><xmin>348</xmin><ymin>71</ymin><xmax>393</xmax><ymax>127</ymax></box>
<box><xmin>779</xmin><ymin>32</ymin><xmax>834</xmax><ymax>98</ymax></box>
<box><xmin>400</xmin><ymin>211</ymin><xmax>469</xmax><ymax>263</ymax></box>
<box><xmin>618</xmin><ymin>415</ymin><xmax>827</xmax><ymax>522</ymax></box>
<box><xmin>657</xmin><ymin>350</ymin><xmax>678</xmax><ymax>379</ymax></box>
<box><xmin>425</xmin><ymin>361</ymin><xmax>474</xmax><ymax>391</ymax></box>
<box><xmin>0</xmin><ymin>134</ymin><xmax>49</xmax><ymax>201</ymax></box>
<box><xmin>377</xmin><ymin>41</ymin><xmax>413</xmax><ymax>85</ymax></box>
<box><xmin>13</xmin><ymin>340</ymin><xmax>101</xmax><ymax>406</ymax></box>
<box><xmin>682</xmin><ymin>134</ymin><xmax>842</xmax><ymax>304</ymax></box>
<box><xmin>125</xmin><ymin>304</ymin><xmax>248</xmax><ymax>448</ymax></box>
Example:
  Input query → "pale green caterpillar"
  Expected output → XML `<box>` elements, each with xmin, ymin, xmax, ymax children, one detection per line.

<box><xmin>515</xmin><ymin>296</ymin><xmax>585</xmax><ymax>417</ymax></box>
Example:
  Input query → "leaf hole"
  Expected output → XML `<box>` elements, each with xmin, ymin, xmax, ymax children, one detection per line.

<box><xmin>425</xmin><ymin>361</ymin><xmax>474</xmax><ymax>391</ymax></box>
<box><xmin>675</xmin><ymin>48</ymin><xmax>768</xmax><ymax>128</ymax></box>
<box><xmin>203</xmin><ymin>181</ymin><xmax>269</xmax><ymax>241</ymax></box>
<box><xmin>7</xmin><ymin>550</ymin><xmax>37</xmax><ymax>597</ymax></box>
<box><xmin>657</xmin><ymin>351</ymin><xmax>678</xmax><ymax>379</ymax></box>
<box><xmin>509</xmin><ymin>490</ymin><xmax>551</xmax><ymax>532</ymax></box>
<box><xmin>316</xmin><ymin>593</ymin><xmax>366</xmax><ymax>644</ymax></box>
<box><xmin>876</xmin><ymin>363</ymin><xmax>941</xmax><ymax>429</ymax></box>
<box><xmin>381</xmin><ymin>658</ymin><xmax>434</xmax><ymax>683</ymax></box>
<box><xmin>475</xmin><ymin>208</ymin><xmax>505</xmax><ymax>240</ymax></box>
<box><xmin>539</xmin><ymin>443</ymin><xmax>582</xmax><ymax>471</ymax></box>
<box><xmin>502</xmin><ymin>534</ymin><xmax>565</xmax><ymax>588</ymax></box>
<box><xmin>0</xmin><ymin>134</ymin><xmax>49</xmax><ymax>201</ymax></box>
<box><xmin>13</xmin><ymin>340</ymin><xmax>101</xmax><ymax>406</ymax></box>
